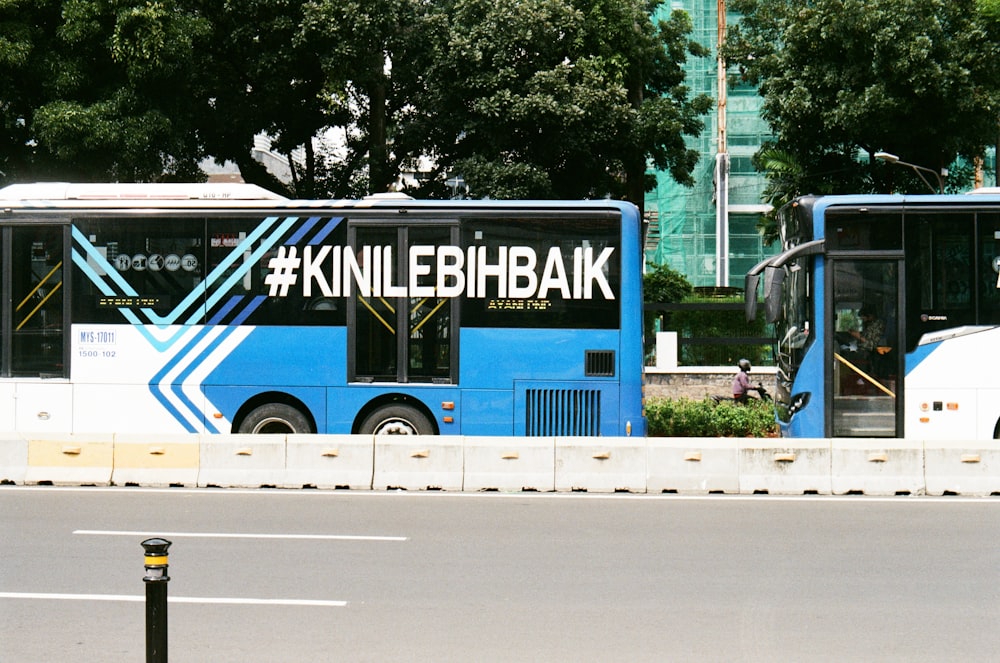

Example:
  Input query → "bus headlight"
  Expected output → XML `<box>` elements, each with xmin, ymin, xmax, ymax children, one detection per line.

<box><xmin>788</xmin><ymin>392</ymin><xmax>811</xmax><ymax>416</ymax></box>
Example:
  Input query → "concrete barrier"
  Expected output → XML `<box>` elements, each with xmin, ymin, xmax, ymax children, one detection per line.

<box><xmin>463</xmin><ymin>436</ymin><xmax>555</xmax><ymax>492</ymax></box>
<box><xmin>555</xmin><ymin>436</ymin><xmax>646</xmax><ymax>493</ymax></box>
<box><xmin>373</xmin><ymin>435</ymin><xmax>464</xmax><ymax>490</ymax></box>
<box><xmin>13</xmin><ymin>431</ymin><xmax>1000</xmax><ymax>494</ymax></box>
<box><xmin>111</xmin><ymin>433</ymin><xmax>200</xmax><ymax>487</ymax></box>
<box><xmin>0</xmin><ymin>432</ymin><xmax>27</xmax><ymax>485</ymax></box>
<box><xmin>924</xmin><ymin>440</ymin><xmax>1000</xmax><ymax>496</ymax></box>
<box><xmin>283</xmin><ymin>435</ymin><xmax>374</xmax><ymax>489</ymax></box>
<box><xmin>647</xmin><ymin>437</ymin><xmax>739</xmax><ymax>494</ymax></box>
<box><xmin>198</xmin><ymin>435</ymin><xmax>286</xmax><ymax>488</ymax></box>
<box><xmin>24</xmin><ymin>434</ymin><xmax>114</xmax><ymax>485</ymax></box>
<box><xmin>739</xmin><ymin>438</ymin><xmax>832</xmax><ymax>494</ymax></box>
<box><xmin>831</xmin><ymin>438</ymin><xmax>924</xmax><ymax>496</ymax></box>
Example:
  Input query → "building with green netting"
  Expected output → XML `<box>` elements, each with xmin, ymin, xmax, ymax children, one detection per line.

<box><xmin>644</xmin><ymin>1</ymin><xmax>773</xmax><ymax>288</ymax></box>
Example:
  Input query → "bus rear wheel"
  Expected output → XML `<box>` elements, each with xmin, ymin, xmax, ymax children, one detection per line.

<box><xmin>359</xmin><ymin>404</ymin><xmax>433</xmax><ymax>435</ymax></box>
<box><xmin>238</xmin><ymin>403</ymin><xmax>314</xmax><ymax>434</ymax></box>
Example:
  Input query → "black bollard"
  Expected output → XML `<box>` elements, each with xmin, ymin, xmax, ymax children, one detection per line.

<box><xmin>142</xmin><ymin>538</ymin><xmax>172</xmax><ymax>663</ymax></box>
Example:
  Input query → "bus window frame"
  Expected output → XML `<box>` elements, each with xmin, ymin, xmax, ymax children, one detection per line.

<box><xmin>2</xmin><ymin>221</ymin><xmax>72</xmax><ymax>379</ymax></box>
<box><xmin>345</xmin><ymin>218</ymin><xmax>461</xmax><ymax>385</ymax></box>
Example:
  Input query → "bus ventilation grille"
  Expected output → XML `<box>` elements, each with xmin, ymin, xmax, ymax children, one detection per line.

<box><xmin>585</xmin><ymin>350</ymin><xmax>615</xmax><ymax>377</ymax></box>
<box><xmin>525</xmin><ymin>389</ymin><xmax>601</xmax><ymax>437</ymax></box>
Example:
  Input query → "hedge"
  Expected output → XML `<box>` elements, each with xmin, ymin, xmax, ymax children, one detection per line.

<box><xmin>646</xmin><ymin>396</ymin><xmax>778</xmax><ymax>437</ymax></box>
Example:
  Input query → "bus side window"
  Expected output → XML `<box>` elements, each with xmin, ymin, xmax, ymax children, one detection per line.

<box><xmin>201</xmin><ymin>217</ymin><xmax>348</xmax><ymax>327</ymax></box>
<box><xmin>72</xmin><ymin>217</ymin><xmax>204</xmax><ymax>324</ymax></box>
<box><xmin>11</xmin><ymin>226</ymin><xmax>65</xmax><ymax>377</ymax></box>
<box><xmin>905</xmin><ymin>212</ymin><xmax>975</xmax><ymax>349</ymax></box>
<box><xmin>977</xmin><ymin>212</ymin><xmax>1000</xmax><ymax>325</ymax></box>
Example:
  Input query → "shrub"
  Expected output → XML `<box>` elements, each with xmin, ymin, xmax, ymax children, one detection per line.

<box><xmin>644</xmin><ymin>262</ymin><xmax>694</xmax><ymax>304</ymax></box>
<box><xmin>646</xmin><ymin>396</ymin><xmax>777</xmax><ymax>437</ymax></box>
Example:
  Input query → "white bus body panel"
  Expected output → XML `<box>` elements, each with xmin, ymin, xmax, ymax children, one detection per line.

<box><xmin>67</xmin><ymin>323</ymin><xmax>244</xmax><ymax>434</ymax></box>
<box><xmin>905</xmin><ymin>327</ymin><xmax>1000</xmax><ymax>439</ymax></box>
<box><xmin>14</xmin><ymin>382</ymin><xmax>73</xmax><ymax>433</ymax></box>
<box><xmin>0</xmin><ymin>383</ymin><xmax>15</xmax><ymax>430</ymax></box>
<box><xmin>72</xmin><ymin>384</ymin><xmax>190</xmax><ymax>433</ymax></box>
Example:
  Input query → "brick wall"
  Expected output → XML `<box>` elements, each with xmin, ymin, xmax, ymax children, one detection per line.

<box><xmin>644</xmin><ymin>371</ymin><xmax>735</xmax><ymax>401</ymax></box>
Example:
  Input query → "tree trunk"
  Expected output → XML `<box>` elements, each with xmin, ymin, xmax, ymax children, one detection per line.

<box><xmin>624</xmin><ymin>76</ymin><xmax>646</xmax><ymax>218</ymax></box>
<box><xmin>368</xmin><ymin>62</ymin><xmax>389</xmax><ymax>194</ymax></box>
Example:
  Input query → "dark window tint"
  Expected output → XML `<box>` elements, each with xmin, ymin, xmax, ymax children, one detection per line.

<box><xmin>826</xmin><ymin>209</ymin><xmax>902</xmax><ymax>250</ymax></box>
<box><xmin>72</xmin><ymin>217</ymin><xmax>204</xmax><ymax>324</ymax></box>
<box><xmin>977</xmin><ymin>213</ymin><xmax>1000</xmax><ymax>325</ymax></box>
<box><xmin>72</xmin><ymin>215</ymin><xmax>347</xmax><ymax>326</ymax></box>
<box><xmin>11</xmin><ymin>226</ymin><xmax>65</xmax><ymax>377</ymax></box>
<box><xmin>205</xmin><ymin>216</ymin><xmax>346</xmax><ymax>326</ymax></box>
<box><xmin>460</xmin><ymin>217</ymin><xmax>620</xmax><ymax>329</ymax></box>
<box><xmin>904</xmin><ymin>212</ymin><xmax>975</xmax><ymax>349</ymax></box>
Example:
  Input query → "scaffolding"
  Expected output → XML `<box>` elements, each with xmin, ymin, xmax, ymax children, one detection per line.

<box><xmin>644</xmin><ymin>0</ymin><xmax>772</xmax><ymax>287</ymax></box>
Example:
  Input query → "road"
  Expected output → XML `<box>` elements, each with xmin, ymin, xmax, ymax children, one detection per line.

<box><xmin>1</xmin><ymin>487</ymin><xmax>998</xmax><ymax>662</ymax></box>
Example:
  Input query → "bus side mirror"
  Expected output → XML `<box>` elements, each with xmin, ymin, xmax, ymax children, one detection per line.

<box><xmin>763</xmin><ymin>266</ymin><xmax>785</xmax><ymax>324</ymax></box>
<box><xmin>744</xmin><ymin>273</ymin><xmax>760</xmax><ymax>322</ymax></box>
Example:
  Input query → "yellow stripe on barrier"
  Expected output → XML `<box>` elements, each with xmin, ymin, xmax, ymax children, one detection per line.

<box><xmin>113</xmin><ymin>443</ymin><xmax>199</xmax><ymax>469</ymax></box>
<box><xmin>28</xmin><ymin>439</ymin><xmax>113</xmax><ymax>468</ymax></box>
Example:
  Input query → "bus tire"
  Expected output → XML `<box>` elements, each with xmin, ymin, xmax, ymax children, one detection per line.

<box><xmin>359</xmin><ymin>404</ymin><xmax>434</xmax><ymax>435</ymax></box>
<box><xmin>238</xmin><ymin>403</ymin><xmax>314</xmax><ymax>434</ymax></box>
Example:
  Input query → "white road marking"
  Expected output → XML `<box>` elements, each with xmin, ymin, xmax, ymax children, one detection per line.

<box><xmin>73</xmin><ymin>529</ymin><xmax>407</xmax><ymax>541</ymax></box>
<box><xmin>0</xmin><ymin>592</ymin><xmax>345</xmax><ymax>607</ymax></box>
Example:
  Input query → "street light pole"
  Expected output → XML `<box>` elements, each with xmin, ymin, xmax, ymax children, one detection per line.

<box><xmin>874</xmin><ymin>151</ymin><xmax>946</xmax><ymax>193</ymax></box>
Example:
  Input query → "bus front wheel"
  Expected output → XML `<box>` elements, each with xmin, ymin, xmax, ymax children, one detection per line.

<box><xmin>359</xmin><ymin>404</ymin><xmax>433</xmax><ymax>435</ymax></box>
<box><xmin>238</xmin><ymin>403</ymin><xmax>314</xmax><ymax>434</ymax></box>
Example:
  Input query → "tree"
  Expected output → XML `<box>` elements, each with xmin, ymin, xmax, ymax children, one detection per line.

<box><xmin>753</xmin><ymin>146</ymin><xmax>802</xmax><ymax>245</ymax></box>
<box><xmin>12</xmin><ymin>0</ymin><xmax>210</xmax><ymax>182</ymax></box>
<box><xmin>413</xmin><ymin>0</ymin><xmax>713</xmax><ymax>206</ymax></box>
<box><xmin>725</xmin><ymin>0</ymin><xmax>1000</xmax><ymax>194</ymax></box>
<box><xmin>194</xmin><ymin>0</ymin><xmax>336</xmax><ymax>196</ymax></box>
<box><xmin>0</xmin><ymin>0</ymin><xmax>373</xmax><ymax>193</ymax></box>
<box><xmin>0</xmin><ymin>1</ymin><xmax>61</xmax><ymax>181</ymax></box>
<box><xmin>2</xmin><ymin>0</ymin><xmax>712</xmax><ymax>201</ymax></box>
<box><xmin>297</xmin><ymin>0</ymin><xmax>437</xmax><ymax>197</ymax></box>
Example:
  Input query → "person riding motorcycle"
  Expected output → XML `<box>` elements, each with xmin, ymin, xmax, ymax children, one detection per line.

<box><xmin>732</xmin><ymin>358</ymin><xmax>758</xmax><ymax>404</ymax></box>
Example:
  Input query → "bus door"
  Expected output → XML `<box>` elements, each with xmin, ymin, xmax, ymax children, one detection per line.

<box><xmin>829</xmin><ymin>257</ymin><xmax>902</xmax><ymax>437</ymax></box>
<box><xmin>1</xmin><ymin>224</ymin><xmax>71</xmax><ymax>430</ymax></box>
<box><xmin>348</xmin><ymin>223</ymin><xmax>459</xmax><ymax>384</ymax></box>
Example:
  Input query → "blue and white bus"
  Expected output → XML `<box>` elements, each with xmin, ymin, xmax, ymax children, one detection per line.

<box><xmin>0</xmin><ymin>182</ymin><xmax>645</xmax><ymax>437</ymax></box>
<box><xmin>747</xmin><ymin>191</ymin><xmax>1000</xmax><ymax>439</ymax></box>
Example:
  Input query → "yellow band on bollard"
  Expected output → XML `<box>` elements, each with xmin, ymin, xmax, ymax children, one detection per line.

<box><xmin>144</xmin><ymin>555</ymin><xmax>169</xmax><ymax>565</ymax></box>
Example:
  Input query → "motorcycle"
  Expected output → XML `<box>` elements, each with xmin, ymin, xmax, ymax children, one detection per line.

<box><xmin>712</xmin><ymin>382</ymin><xmax>772</xmax><ymax>404</ymax></box>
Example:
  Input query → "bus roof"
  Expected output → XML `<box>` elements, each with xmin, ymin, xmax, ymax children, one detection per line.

<box><xmin>0</xmin><ymin>182</ymin><xmax>638</xmax><ymax>216</ymax></box>
<box><xmin>0</xmin><ymin>182</ymin><xmax>287</xmax><ymax>202</ymax></box>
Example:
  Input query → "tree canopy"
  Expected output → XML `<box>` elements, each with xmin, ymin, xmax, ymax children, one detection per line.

<box><xmin>0</xmin><ymin>0</ymin><xmax>712</xmax><ymax>204</ymax></box>
<box><xmin>414</xmin><ymin>0</ymin><xmax>712</xmax><ymax>202</ymax></box>
<box><xmin>725</xmin><ymin>0</ymin><xmax>1000</xmax><ymax>195</ymax></box>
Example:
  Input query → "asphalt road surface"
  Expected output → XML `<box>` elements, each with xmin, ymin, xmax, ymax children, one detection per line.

<box><xmin>2</xmin><ymin>487</ymin><xmax>998</xmax><ymax>662</ymax></box>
